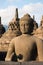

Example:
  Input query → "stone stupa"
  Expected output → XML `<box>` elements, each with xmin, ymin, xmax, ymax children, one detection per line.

<box><xmin>32</xmin><ymin>15</ymin><xmax>38</xmax><ymax>34</ymax></box>
<box><xmin>0</xmin><ymin>17</ymin><xmax>5</xmax><ymax>38</ymax></box>
<box><xmin>34</xmin><ymin>15</ymin><xmax>43</xmax><ymax>40</ymax></box>
<box><xmin>0</xmin><ymin>8</ymin><xmax>21</xmax><ymax>51</ymax></box>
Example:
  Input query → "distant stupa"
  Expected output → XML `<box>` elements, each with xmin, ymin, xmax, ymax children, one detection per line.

<box><xmin>33</xmin><ymin>15</ymin><xmax>38</xmax><ymax>29</ymax></box>
<box><xmin>32</xmin><ymin>15</ymin><xmax>38</xmax><ymax>34</ymax></box>
<box><xmin>40</xmin><ymin>15</ymin><xmax>43</xmax><ymax>26</ymax></box>
<box><xmin>10</xmin><ymin>8</ymin><xmax>19</xmax><ymax>23</ymax></box>
<box><xmin>8</xmin><ymin>8</ymin><xmax>20</xmax><ymax>31</ymax></box>
<box><xmin>0</xmin><ymin>17</ymin><xmax>1</xmax><ymax>24</ymax></box>
<box><xmin>0</xmin><ymin>17</ymin><xmax>5</xmax><ymax>37</ymax></box>
<box><xmin>34</xmin><ymin>15</ymin><xmax>43</xmax><ymax>40</ymax></box>
<box><xmin>0</xmin><ymin>8</ymin><xmax>21</xmax><ymax>51</ymax></box>
<box><xmin>33</xmin><ymin>15</ymin><xmax>35</xmax><ymax>21</ymax></box>
<box><xmin>15</xmin><ymin>8</ymin><xmax>18</xmax><ymax>21</ymax></box>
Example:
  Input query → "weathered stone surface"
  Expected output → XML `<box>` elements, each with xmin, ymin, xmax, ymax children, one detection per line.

<box><xmin>21</xmin><ymin>62</ymin><xmax>43</xmax><ymax>65</ymax></box>
<box><xmin>0</xmin><ymin>61</ymin><xmax>20</xmax><ymax>65</ymax></box>
<box><xmin>0</xmin><ymin>61</ymin><xmax>43</xmax><ymax>65</ymax></box>
<box><xmin>34</xmin><ymin>27</ymin><xmax>43</xmax><ymax>39</ymax></box>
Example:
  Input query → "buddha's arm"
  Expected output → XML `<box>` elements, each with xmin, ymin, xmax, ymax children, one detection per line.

<box><xmin>36</xmin><ymin>38</ymin><xmax>43</xmax><ymax>61</ymax></box>
<box><xmin>5</xmin><ymin>40</ymin><xmax>14</xmax><ymax>61</ymax></box>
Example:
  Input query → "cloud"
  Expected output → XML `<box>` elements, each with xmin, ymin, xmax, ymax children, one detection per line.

<box><xmin>0</xmin><ymin>6</ymin><xmax>17</xmax><ymax>25</ymax></box>
<box><xmin>19</xmin><ymin>3</ymin><xmax>43</xmax><ymax>25</ymax></box>
<box><xmin>0</xmin><ymin>3</ymin><xmax>43</xmax><ymax>26</ymax></box>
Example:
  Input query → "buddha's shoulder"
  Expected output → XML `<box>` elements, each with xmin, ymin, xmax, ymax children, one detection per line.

<box><xmin>11</xmin><ymin>35</ymin><xmax>38</xmax><ymax>42</ymax></box>
<box><xmin>11</xmin><ymin>35</ymin><xmax>22</xmax><ymax>42</ymax></box>
<box><xmin>29</xmin><ymin>35</ymin><xmax>40</xmax><ymax>42</ymax></box>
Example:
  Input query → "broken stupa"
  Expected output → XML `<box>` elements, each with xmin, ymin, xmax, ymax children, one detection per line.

<box><xmin>32</xmin><ymin>15</ymin><xmax>38</xmax><ymax>35</ymax></box>
<box><xmin>34</xmin><ymin>15</ymin><xmax>43</xmax><ymax>40</ymax></box>
<box><xmin>0</xmin><ymin>8</ymin><xmax>21</xmax><ymax>51</ymax></box>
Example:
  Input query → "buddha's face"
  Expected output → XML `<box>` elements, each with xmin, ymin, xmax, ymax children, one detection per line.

<box><xmin>20</xmin><ymin>20</ymin><xmax>30</xmax><ymax>34</ymax></box>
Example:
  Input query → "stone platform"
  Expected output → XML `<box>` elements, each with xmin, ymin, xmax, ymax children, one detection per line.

<box><xmin>0</xmin><ymin>61</ymin><xmax>43</xmax><ymax>65</ymax></box>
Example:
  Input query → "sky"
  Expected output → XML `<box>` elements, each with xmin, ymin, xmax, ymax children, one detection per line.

<box><xmin>0</xmin><ymin>0</ymin><xmax>43</xmax><ymax>26</ymax></box>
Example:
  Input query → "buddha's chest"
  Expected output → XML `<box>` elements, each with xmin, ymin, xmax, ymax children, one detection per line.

<box><xmin>15</xmin><ymin>38</ymin><xmax>35</xmax><ymax>56</ymax></box>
